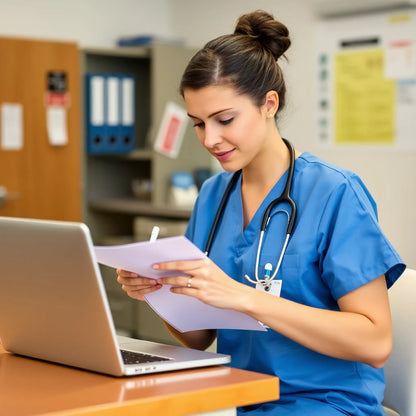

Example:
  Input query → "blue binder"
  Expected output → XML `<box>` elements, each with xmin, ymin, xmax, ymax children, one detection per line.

<box><xmin>105</xmin><ymin>75</ymin><xmax>121</xmax><ymax>152</ymax></box>
<box><xmin>86</xmin><ymin>73</ymin><xmax>135</xmax><ymax>154</ymax></box>
<box><xmin>119</xmin><ymin>75</ymin><xmax>135</xmax><ymax>153</ymax></box>
<box><xmin>86</xmin><ymin>73</ymin><xmax>105</xmax><ymax>153</ymax></box>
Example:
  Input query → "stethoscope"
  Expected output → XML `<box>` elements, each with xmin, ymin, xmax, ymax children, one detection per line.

<box><xmin>203</xmin><ymin>138</ymin><xmax>297</xmax><ymax>290</ymax></box>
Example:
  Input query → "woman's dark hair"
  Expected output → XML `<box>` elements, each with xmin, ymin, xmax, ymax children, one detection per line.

<box><xmin>180</xmin><ymin>10</ymin><xmax>291</xmax><ymax>112</ymax></box>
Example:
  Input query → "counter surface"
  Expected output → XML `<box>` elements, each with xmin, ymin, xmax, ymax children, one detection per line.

<box><xmin>0</xmin><ymin>343</ymin><xmax>279</xmax><ymax>415</ymax></box>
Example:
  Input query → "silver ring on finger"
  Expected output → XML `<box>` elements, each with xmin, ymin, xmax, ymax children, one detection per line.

<box><xmin>187</xmin><ymin>278</ymin><xmax>192</xmax><ymax>288</ymax></box>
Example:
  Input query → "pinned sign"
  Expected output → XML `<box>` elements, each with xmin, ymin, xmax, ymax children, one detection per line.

<box><xmin>45</xmin><ymin>71</ymin><xmax>69</xmax><ymax>146</ymax></box>
<box><xmin>45</xmin><ymin>71</ymin><xmax>70</xmax><ymax>108</ymax></box>
<box><xmin>154</xmin><ymin>102</ymin><xmax>188</xmax><ymax>158</ymax></box>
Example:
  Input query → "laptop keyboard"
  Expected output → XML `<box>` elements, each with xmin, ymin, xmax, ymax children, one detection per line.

<box><xmin>120</xmin><ymin>349</ymin><xmax>171</xmax><ymax>365</ymax></box>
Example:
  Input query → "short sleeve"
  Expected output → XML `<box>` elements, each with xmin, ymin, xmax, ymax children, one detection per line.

<box><xmin>317</xmin><ymin>174</ymin><xmax>405</xmax><ymax>299</ymax></box>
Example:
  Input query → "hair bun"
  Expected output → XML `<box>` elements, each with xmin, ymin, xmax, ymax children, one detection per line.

<box><xmin>234</xmin><ymin>10</ymin><xmax>291</xmax><ymax>60</ymax></box>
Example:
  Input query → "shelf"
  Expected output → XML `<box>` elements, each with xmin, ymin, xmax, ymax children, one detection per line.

<box><xmin>82</xmin><ymin>46</ymin><xmax>150</xmax><ymax>59</ymax></box>
<box><xmin>88</xmin><ymin>149</ymin><xmax>154</xmax><ymax>161</ymax></box>
<box><xmin>81</xmin><ymin>44</ymin><xmax>211</xmax><ymax>342</ymax></box>
<box><xmin>89</xmin><ymin>198</ymin><xmax>192</xmax><ymax>219</ymax></box>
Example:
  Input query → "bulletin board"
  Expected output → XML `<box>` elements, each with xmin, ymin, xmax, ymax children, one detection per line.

<box><xmin>316</xmin><ymin>9</ymin><xmax>416</xmax><ymax>148</ymax></box>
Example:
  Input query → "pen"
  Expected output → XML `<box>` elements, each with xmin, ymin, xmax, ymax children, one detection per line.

<box><xmin>150</xmin><ymin>226</ymin><xmax>160</xmax><ymax>242</ymax></box>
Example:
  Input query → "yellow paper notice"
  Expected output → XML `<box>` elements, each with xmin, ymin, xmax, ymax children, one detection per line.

<box><xmin>335</xmin><ymin>49</ymin><xmax>395</xmax><ymax>144</ymax></box>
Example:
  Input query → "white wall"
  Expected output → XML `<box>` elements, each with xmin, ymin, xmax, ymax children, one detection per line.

<box><xmin>0</xmin><ymin>0</ymin><xmax>172</xmax><ymax>47</ymax></box>
<box><xmin>171</xmin><ymin>0</ymin><xmax>416</xmax><ymax>269</ymax></box>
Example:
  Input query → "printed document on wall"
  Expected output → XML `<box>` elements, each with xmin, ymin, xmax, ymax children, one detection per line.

<box><xmin>335</xmin><ymin>49</ymin><xmax>395</xmax><ymax>145</ymax></box>
<box><xmin>47</xmin><ymin>107</ymin><xmax>68</xmax><ymax>146</ymax></box>
<box><xmin>1</xmin><ymin>103</ymin><xmax>23</xmax><ymax>151</ymax></box>
<box><xmin>316</xmin><ymin>10</ymin><xmax>416</xmax><ymax>149</ymax></box>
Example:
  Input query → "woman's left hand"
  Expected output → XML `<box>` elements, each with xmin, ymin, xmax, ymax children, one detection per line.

<box><xmin>155</xmin><ymin>258</ymin><xmax>252</xmax><ymax>311</ymax></box>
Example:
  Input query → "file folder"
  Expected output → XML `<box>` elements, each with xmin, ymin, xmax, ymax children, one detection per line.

<box><xmin>86</xmin><ymin>74</ymin><xmax>105</xmax><ymax>153</ymax></box>
<box><xmin>86</xmin><ymin>73</ymin><xmax>135</xmax><ymax>154</ymax></box>
<box><xmin>119</xmin><ymin>75</ymin><xmax>135</xmax><ymax>152</ymax></box>
<box><xmin>106</xmin><ymin>75</ymin><xmax>120</xmax><ymax>151</ymax></box>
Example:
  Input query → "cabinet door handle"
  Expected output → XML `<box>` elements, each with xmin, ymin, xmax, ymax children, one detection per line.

<box><xmin>0</xmin><ymin>186</ymin><xmax>21</xmax><ymax>207</ymax></box>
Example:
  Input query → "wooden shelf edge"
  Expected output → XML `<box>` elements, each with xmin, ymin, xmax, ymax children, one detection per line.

<box><xmin>82</xmin><ymin>46</ymin><xmax>151</xmax><ymax>58</ymax></box>
<box><xmin>87</xmin><ymin>149</ymin><xmax>154</xmax><ymax>161</ymax></box>
<box><xmin>88</xmin><ymin>198</ymin><xmax>192</xmax><ymax>219</ymax></box>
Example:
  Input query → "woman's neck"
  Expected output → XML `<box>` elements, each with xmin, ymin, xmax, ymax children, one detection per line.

<box><xmin>242</xmin><ymin>137</ymin><xmax>291</xmax><ymax>193</ymax></box>
<box><xmin>240</xmin><ymin>137</ymin><xmax>292</xmax><ymax>229</ymax></box>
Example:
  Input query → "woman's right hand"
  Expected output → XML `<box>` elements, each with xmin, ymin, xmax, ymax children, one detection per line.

<box><xmin>116</xmin><ymin>269</ymin><xmax>162</xmax><ymax>301</ymax></box>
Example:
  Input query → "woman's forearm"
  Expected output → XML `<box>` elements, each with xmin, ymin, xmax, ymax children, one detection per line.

<box><xmin>241</xmin><ymin>275</ymin><xmax>392</xmax><ymax>368</ymax></box>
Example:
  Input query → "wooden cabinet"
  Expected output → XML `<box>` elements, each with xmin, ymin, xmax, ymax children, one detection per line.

<box><xmin>0</xmin><ymin>37</ymin><xmax>81</xmax><ymax>221</ymax></box>
<box><xmin>81</xmin><ymin>44</ymin><xmax>212</xmax><ymax>342</ymax></box>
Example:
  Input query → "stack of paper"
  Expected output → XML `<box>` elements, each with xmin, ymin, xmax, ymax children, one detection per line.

<box><xmin>94</xmin><ymin>236</ymin><xmax>266</xmax><ymax>332</ymax></box>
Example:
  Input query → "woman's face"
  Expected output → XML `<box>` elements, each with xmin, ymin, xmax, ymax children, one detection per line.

<box><xmin>183</xmin><ymin>85</ymin><xmax>275</xmax><ymax>172</ymax></box>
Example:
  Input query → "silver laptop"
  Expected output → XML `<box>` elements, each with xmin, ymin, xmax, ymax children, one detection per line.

<box><xmin>0</xmin><ymin>216</ymin><xmax>230</xmax><ymax>376</ymax></box>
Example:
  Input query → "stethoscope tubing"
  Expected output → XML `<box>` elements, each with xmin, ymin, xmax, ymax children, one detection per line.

<box><xmin>203</xmin><ymin>169</ymin><xmax>241</xmax><ymax>255</ymax></box>
<box><xmin>261</xmin><ymin>138</ymin><xmax>297</xmax><ymax>234</ymax></box>
<box><xmin>204</xmin><ymin>138</ymin><xmax>297</xmax><ymax>287</ymax></box>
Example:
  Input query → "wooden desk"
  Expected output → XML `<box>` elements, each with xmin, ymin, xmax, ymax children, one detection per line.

<box><xmin>0</xmin><ymin>344</ymin><xmax>279</xmax><ymax>416</ymax></box>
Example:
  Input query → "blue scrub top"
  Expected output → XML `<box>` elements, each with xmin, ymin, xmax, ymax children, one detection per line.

<box><xmin>185</xmin><ymin>152</ymin><xmax>405</xmax><ymax>416</ymax></box>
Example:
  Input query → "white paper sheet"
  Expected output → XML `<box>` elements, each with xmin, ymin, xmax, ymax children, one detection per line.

<box><xmin>385</xmin><ymin>41</ymin><xmax>416</xmax><ymax>80</ymax></box>
<box><xmin>94</xmin><ymin>236</ymin><xmax>266</xmax><ymax>332</ymax></box>
<box><xmin>46</xmin><ymin>106</ymin><xmax>68</xmax><ymax>146</ymax></box>
<box><xmin>1</xmin><ymin>103</ymin><xmax>23</xmax><ymax>150</ymax></box>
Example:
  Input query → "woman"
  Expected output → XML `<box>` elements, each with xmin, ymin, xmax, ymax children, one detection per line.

<box><xmin>117</xmin><ymin>10</ymin><xmax>405</xmax><ymax>415</ymax></box>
